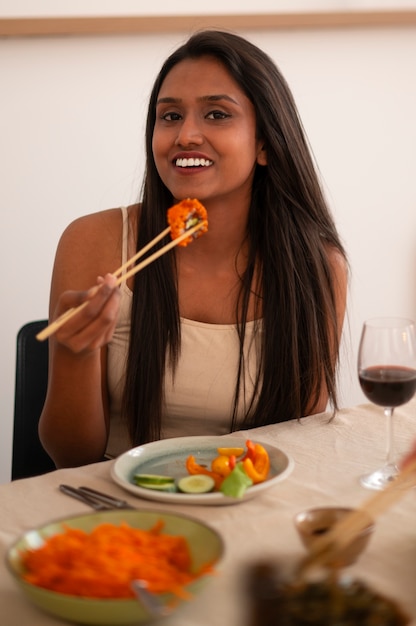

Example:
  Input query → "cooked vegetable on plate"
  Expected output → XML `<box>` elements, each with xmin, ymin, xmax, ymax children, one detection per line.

<box><xmin>133</xmin><ymin>439</ymin><xmax>270</xmax><ymax>498</ymax></box>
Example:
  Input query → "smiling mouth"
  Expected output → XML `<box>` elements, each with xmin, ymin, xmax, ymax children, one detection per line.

<box><xmin>175</xmin><ymin>157</ymin><xmax>213</xmax><ymax>168</ymax></box>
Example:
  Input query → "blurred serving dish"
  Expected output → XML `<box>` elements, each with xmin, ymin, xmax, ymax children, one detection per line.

<box><xmin>6</xmin><ymin>509</ymin><xmax>224</xmax><ymax>625</ymax></box>
<box><xmin>294</xmin><ymin>506</ymin><xmax>375</xmax><ymax>568</ymax></box>
<box><xmin>245</xmin><ymin>560</ymin><xmax>410</xmax><ymax>625</ymax></box>
<box><xmin>111</xmin><ymin>435</ymin><xmax>294</xmax><ymax>505</ymax></box>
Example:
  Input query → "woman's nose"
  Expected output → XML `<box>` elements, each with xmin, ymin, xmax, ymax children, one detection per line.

<box><xmin>175</xmin><ymin>116</ymin><xmax>203</xmax><ymax>146</ymax></box>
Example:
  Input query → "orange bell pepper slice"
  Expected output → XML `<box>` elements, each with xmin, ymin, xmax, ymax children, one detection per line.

<box><xmin>242</xmin><ymin>442</ymin><xmax>270</xmax><ymax>484</ymax></box>
<box><xmin>211</xmin><ymin>454</ymin><xmax>237</xmax><ymax>477</ymax></box>
<box><xmin>185</xmin><ymin>455</ymin><xmax>224</xmax><ymax>489</ymax></box>
<box><xmin>217</xmin><ymin>446</ymin><xmax>245</xmax><ymax>458</ymax></box>
<box><xmin>242</xmin><ymin>439</ymin><xmax>256</xmax><ymax>462</ymax></box>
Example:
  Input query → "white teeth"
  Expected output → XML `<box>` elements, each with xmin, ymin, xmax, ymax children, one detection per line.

<box><xmin>175</xmin><ymin>158</ymin><xmax>213</xmax><ymax>168</ymax></box>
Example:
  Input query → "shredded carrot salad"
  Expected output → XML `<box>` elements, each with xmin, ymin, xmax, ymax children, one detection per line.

<box><xmin>22</xmin><ymin>521</ymin><xmax>210</xmax><ymax>599</ymax></box>
<box><xmin>167</xmin><ymin>198</ymin><xmax>208</xmax><ymax>247</ymax></box>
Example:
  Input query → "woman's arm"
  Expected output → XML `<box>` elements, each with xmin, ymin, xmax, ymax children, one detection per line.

<box><xmin>39</xmin><ymin>209</ymin><xmax>123</xmax><ymax>467</ymax></box>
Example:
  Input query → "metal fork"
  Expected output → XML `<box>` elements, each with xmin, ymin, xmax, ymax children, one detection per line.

<box><xmin>59</xmin><ymin>484</ymin><xmax>135</xmax><ymax>510</ymax></box>
<box><xmin>131</xmin><ymin>580</ymin><xmax>172</xmax><ymax>618</ymax></box>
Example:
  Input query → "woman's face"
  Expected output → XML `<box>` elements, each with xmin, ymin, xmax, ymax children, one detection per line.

<box><xmin>152</xmin><ymin>56</ymin><xmax>266</xmax><ymax>209</ymax></box>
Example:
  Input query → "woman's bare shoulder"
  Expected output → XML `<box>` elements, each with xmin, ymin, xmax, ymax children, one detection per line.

<box><xmin>59</xmin><ymin>207</ymin><xmax>122</xmax><ymax>243</ymax></box>
<box><xmin>326</xmin><ymin>245</ymin><xmax>348</xmax><ymax>285</ymax></box>
<box><xmin>52</xmin><ymin>205</ymin><xmax>139</xmax><ymax>289</ymax></box>
<box><xmin>59</xmin><ymin>205</ymin><xmax>139</xmax><ymax>253</ymax></box>
<box><xmin>325</xmin><ymin>245</ymin><xmax>348</xmax><ymax>335</ymax></box>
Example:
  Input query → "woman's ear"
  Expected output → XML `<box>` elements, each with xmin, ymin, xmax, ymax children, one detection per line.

<box><xmin>256</xmin><ymin>145</ymin><xmax>267</xmax><ymax>166</ymax></box>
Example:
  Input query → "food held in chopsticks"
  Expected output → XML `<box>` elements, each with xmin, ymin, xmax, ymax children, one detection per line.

<box><xmin>167</xmin><ymin>198</ymin><xmax>208</xmax><ymax>247</ymax></box>
<box><xmin>36</xmin><ymin>198</ymin><xmax>208</xmax><ymax>341</ymax></box>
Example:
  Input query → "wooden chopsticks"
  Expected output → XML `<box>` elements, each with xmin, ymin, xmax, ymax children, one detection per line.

<box><xmin>297</xmin><ymin>458</ymin><xmax>416</xmax><ymax>577</ymax></box>
<box><xmin>36</xmin><ymin>220</ymin><xmax>206</xmax><ymax>341</ymax></box>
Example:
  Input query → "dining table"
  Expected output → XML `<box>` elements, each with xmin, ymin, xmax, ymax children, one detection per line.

<box><xmin>1</xmin><ymin>398</ymin><xmax>416</xmax><ymax>626</ymax></box>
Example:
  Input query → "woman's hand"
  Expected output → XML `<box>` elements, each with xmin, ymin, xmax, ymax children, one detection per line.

<box><xmin>400</xmin><ymin>441</ymin><xmax>416</xmax><ymax>470</ymax></box>
<box><xmin>51</xmin><ymin>273</ymin><xmax>121</xmax><ymax>354</ymax></box>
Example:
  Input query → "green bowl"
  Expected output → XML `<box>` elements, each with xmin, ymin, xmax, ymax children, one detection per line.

<box><xmin>6</xmin><ymin>509</ymin><xmax>224</xmax><ymax>625</ymax></box>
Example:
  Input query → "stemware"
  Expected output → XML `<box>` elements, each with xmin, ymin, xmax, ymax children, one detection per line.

<box><xmin>358</xmin><ymin>317</ymin><xmax>416</xmax><ymax>490</ymax></box>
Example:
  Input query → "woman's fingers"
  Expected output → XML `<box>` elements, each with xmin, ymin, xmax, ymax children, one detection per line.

<box><xmin>53</xmin><ymin>274</ymin><xmax>121</xmax><ymax>352</ymax></box>
<box><xmin>400</xmin><ymin>441</ymin><xmax>416</xmax><ymax>470</ymax></box>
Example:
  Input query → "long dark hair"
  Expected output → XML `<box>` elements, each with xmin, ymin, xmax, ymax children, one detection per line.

<box><xmin>123</xmin><ymin>30</ymin><xmax>347</xmax><ymax>445</ymax></box>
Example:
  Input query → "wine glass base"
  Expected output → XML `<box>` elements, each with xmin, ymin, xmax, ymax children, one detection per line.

<box><xmin>360</xmin><ymin>464</ymin><xmax>399</xmax><ymax>490</ymax></box>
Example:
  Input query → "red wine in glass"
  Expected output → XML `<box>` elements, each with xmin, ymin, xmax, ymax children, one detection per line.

<box><xmin>359</xmin><ymin>366</ymin><xmax>416</xmax><ymax>407</ymax></box>
<box><xmin>358</xmin><ymin>318</ymin><xmax>416</xmax><ymax>490</ymax></box>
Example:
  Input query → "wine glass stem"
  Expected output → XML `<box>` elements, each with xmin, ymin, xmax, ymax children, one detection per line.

<box><xmin>384</xmin><ymin>407</ymin><xmax>395</xmax><ymax>465</ymax></box>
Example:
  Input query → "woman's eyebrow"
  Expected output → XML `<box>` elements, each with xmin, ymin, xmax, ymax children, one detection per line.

<box><xmin>156</xmin><ymin>97</ymin><xmax>179</xmax><ymax>105</ymax></box>
<box><xmin>201</xmin><ymin>94</ymin><xmax>239</xmax><ymax>104</ymax></box>
<box><xmin>156</xmin><ymin>94</ymin><xmax>239</xmax><ymax>105</ymax></box>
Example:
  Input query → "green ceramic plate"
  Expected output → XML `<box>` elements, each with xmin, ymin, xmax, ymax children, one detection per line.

<box><xmin>6</xmin><ymin>509</ymin><xmax>224</xmax><ymax>625</ymax></box>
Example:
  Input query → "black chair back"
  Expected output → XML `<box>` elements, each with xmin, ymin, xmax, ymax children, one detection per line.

<box><xmin>12</xmin><ymin>320</ymin><xmax>56</xmax><ymax>480</ymax></box>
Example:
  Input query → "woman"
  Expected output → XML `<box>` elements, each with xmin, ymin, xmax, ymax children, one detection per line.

<box><xmin>39</xmin><ymin>30</ymin><xmax>348</xmax><ymax>468</ymax></box>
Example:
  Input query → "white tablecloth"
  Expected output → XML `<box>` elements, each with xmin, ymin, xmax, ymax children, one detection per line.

<box><xmin>1</xmin><ymin>399</ymin><xmax>416</xmax><ymax>625</ymax></box>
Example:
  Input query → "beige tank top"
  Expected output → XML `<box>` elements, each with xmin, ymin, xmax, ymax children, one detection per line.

<box><xmin>106</xmin><ymin>207</ymin><xmax>261</xmax><ymax>458</ymax></box>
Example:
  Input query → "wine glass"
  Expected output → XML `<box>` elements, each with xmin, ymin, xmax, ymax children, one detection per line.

<box><xmin>358</xmin><ymin>317</ymin><xmax>416</xmax><ymax>490</ymax></box>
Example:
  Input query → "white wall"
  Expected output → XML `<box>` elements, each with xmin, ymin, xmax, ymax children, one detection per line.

<box><xmin>1</xmin><ymin>24</ymin><xmax>415</xmax><ymax>484</ymax></box>
<box><xmin>4</xmin><ymin>0</ymin><xmax>416</xmax><ymax>18</ymax></box>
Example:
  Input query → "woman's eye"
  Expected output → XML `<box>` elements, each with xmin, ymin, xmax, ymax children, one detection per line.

<box><xmin>206</xmin><ymin>110</ymin><xmax>230</xmax><ymax>120</ymax></box>
<box><xmin>161</xmin><ymin>112</ymin><xmax>182</xmax><ymax>121</ymax></box>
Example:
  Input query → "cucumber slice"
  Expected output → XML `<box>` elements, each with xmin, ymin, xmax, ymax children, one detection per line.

<box><xmin>177</xmin><ymin>474</ymin><xmax>215</xmax><ymax>494</ymax></box>
<box><xmin>137</xmin><ymin>483</ymin><xmax>177</xmax><ymax>492</ymax></box>
<box><xmin>133</xmin><ymin>473</ymin><xmax>176</xmax><ymax>491</ymax></box>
